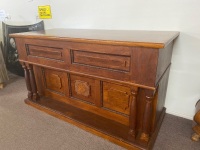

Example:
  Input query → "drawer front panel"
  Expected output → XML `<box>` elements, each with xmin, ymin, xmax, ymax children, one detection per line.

<box><xmin>72</xmin><ymin>50</ymin><xmax>130</xmax><ymax>72</ymax></box>
<box><xmin>27</xmin><ymin>45</ymin><xmax>63</xmax><ymax>61</ymax></box>
<box><xmin>103</xmin><ymin>82</ymin><xmax>132</xmax><ymax>115</ymax></box>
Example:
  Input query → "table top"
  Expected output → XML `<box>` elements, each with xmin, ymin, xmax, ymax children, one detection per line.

<box><xmin>10</xmin><ymin>28</ymin><xmax>179</xmax><ymax>48</ymax></box>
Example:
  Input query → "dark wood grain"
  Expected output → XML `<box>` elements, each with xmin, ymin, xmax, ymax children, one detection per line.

<box><xmin>140</xmin><ymin>89</ymin><xmax>156</xmax><ymax>142</ymax></box>
<box><xmin>128</xmin><ymin>87</ymin><xmax>139</xmax><ymax>140</ymax></box>
<box><xmin>27</xmin><ymin>64</ymin><xmax>39</xmax><ymax>101</ymax></box>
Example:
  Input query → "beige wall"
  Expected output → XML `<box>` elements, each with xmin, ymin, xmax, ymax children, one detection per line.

<box><xmin>1</xmin><ymin>0</ymin><xmax>200</xmax><ymax>119</ymax></box>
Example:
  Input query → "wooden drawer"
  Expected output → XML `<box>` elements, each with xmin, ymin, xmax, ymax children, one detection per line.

<box><xmin>23</xmin><ymin>41</ymin><xmax>68</xmax><ymax>70</ymax></box>
<box><xmin>26</xmin><ymin>45</ymin><xmax>64</xmax><ymax>61</ymax></box>
<box><xmin>69</xmin><ymin>45</ymin><xmax>132</xmax><ymax>82</ymax></box>
<box><xmin>103</xmin><ymin>82</ymin><xmax>132</xmax><ymax>115</ymax></box>
<box><xmin>72</xmin><ymin>50</ymin><xmax>130</xmax><ymax>72</ymax></box>
<box><xmin>69</xmin><ymin>74</ymin><xmax>101</xmax><ymax>105</ymax></box>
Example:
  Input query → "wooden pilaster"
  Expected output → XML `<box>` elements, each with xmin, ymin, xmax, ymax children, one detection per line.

<box><xmin>128</xmin><ymin>87</ymin><xmax>138</xmax><ymax>140</ymax></box>
<box><xmin>21</xmin><ymin>62</ymin><xmax>33</xmax><ymax>100</ymax></box>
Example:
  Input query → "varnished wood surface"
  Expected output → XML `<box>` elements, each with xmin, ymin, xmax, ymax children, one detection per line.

<box><xmin>10</xmin><ymin>29</ymin><xmax>179</xmax><ymax>48</ymax></box>
<box><xmin>21</xmin><ymin>59</ymin><xmax>156</xmax><ymax>90</ymax></box>
<box><xmin>15</xmin><ymin>37</ymin><xmax>175</xmax><ymax>88</ymax></box>
<box><xmin>24</xmin><ymin>97</ymin><xmax>166</xmax><ymax>150</ymax></box>
<box><xmin>11</xmin><ymin>29</ymin><xmax>179</xmax><ymax>150</ymax></box>
<box><xmin>36</xmin><ymin>67</ymin><xmax>130</xmax><ymax>126</ymax></box>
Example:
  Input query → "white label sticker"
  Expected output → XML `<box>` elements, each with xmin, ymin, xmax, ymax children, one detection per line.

<box><xmin>0</xmin><ymin>9</ymin><xmax>6</xmax><ymax>21</ymax></box>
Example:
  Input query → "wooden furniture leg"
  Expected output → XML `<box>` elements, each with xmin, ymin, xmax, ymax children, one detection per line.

<box><xmin>128</xmin><ymin>87</ymin><xmax>138</xmax><ymax>140</ymax></box>
<box><xmin>22</xmin><ymin>63</ymin><xmax>33</xmax><ymax>99</ymax></box>
<box><xmin>27</xmin><ymin>64</ymin><xmax>39</xmax><ymax>101</ymax></box>
<box><xmin>0</xmin><ymin>83</ymin><xmax>4</xmax><ymax>89</ymax></box>
<box><xmin>192</xmin><ymin>100</ymin><xmax>200</xmax><ymax>141</ymax></box>
<box><xmin>21</xmin><ymin>63</ymin><xmax>39</xmax><ymax>101</ymax></box>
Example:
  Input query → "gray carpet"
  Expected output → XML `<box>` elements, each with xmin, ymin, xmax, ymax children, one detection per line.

<box><xmin>0</xmin><ymin>75</ymin><xmax>200</xmax><ymax>150</ymax></box>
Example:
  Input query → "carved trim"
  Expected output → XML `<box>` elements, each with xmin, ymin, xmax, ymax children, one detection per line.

<box><xmin>75</xmin><ymin>80</ymin><xmax>90</xmax><ymax>97</ymax></box>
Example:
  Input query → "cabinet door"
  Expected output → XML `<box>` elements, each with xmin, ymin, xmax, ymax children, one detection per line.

<box><xmin>40</xmin><ymin>68</ymin><xmax>69</xmax><ymax>101</ymax></box>
<box><xmin>103</xmin><ymin>82</ymin><xmax>132</xmax><ymax>115</ymax></box>
<box><xmin>70</xmin><ymin>74</ymin><xmax>101</xmax><ymax>106</ymax></box>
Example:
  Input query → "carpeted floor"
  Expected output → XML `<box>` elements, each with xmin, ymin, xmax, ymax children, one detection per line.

<box><xmin>0</xmin><ymin>75</ymin><xmax>200</xmax><ymax>150</ymax></box>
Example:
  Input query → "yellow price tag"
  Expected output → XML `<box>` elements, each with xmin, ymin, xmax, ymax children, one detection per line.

<box><xmin>38</xmin><ymin>5</ymin><xmax>52</xmax><ymax>19</ymax></box>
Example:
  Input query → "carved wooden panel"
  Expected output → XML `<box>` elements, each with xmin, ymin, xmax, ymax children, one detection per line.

<box><xmin>70</xmin><ymin>74</ymin><xmax>98</xmax><ymax>104</ymax></box>
<box><xmin>43</xmin><ymin>68</ymin><xmax>67</xmax><ymax>94</ymax></box>
<box><xmin>103</xmin><ymin>82</ymin><xmax>132</xmax><ymax>115</ymax></box>
<box><xmin>75</xmin><ymin>80</ymin><xmax>90</xmax><ymax>97</ymax></box>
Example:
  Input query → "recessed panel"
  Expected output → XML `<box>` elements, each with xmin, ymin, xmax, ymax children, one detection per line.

<box><xmin>27</xmin><ymin>45</ymin><xmax>63</xmax><ymax>61</ymax></box>
<box><xmin>72</xmin><ymin>50</ymin><xmax>130</xmax><ymax>72</ymax></box>
<box><xmin>103</xmin><ymin>82</ymin><xmax>132</xmax><ymax>115</ymax></box>
<box><xmin>70</xmin><ymin>74</ymin><xmax>98</xmax><ymax>104</ymax></box>
<box><xmin>43</xmin><ymin>68</ymin><xmax>67</xmax><ymax>94</ymax></box>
